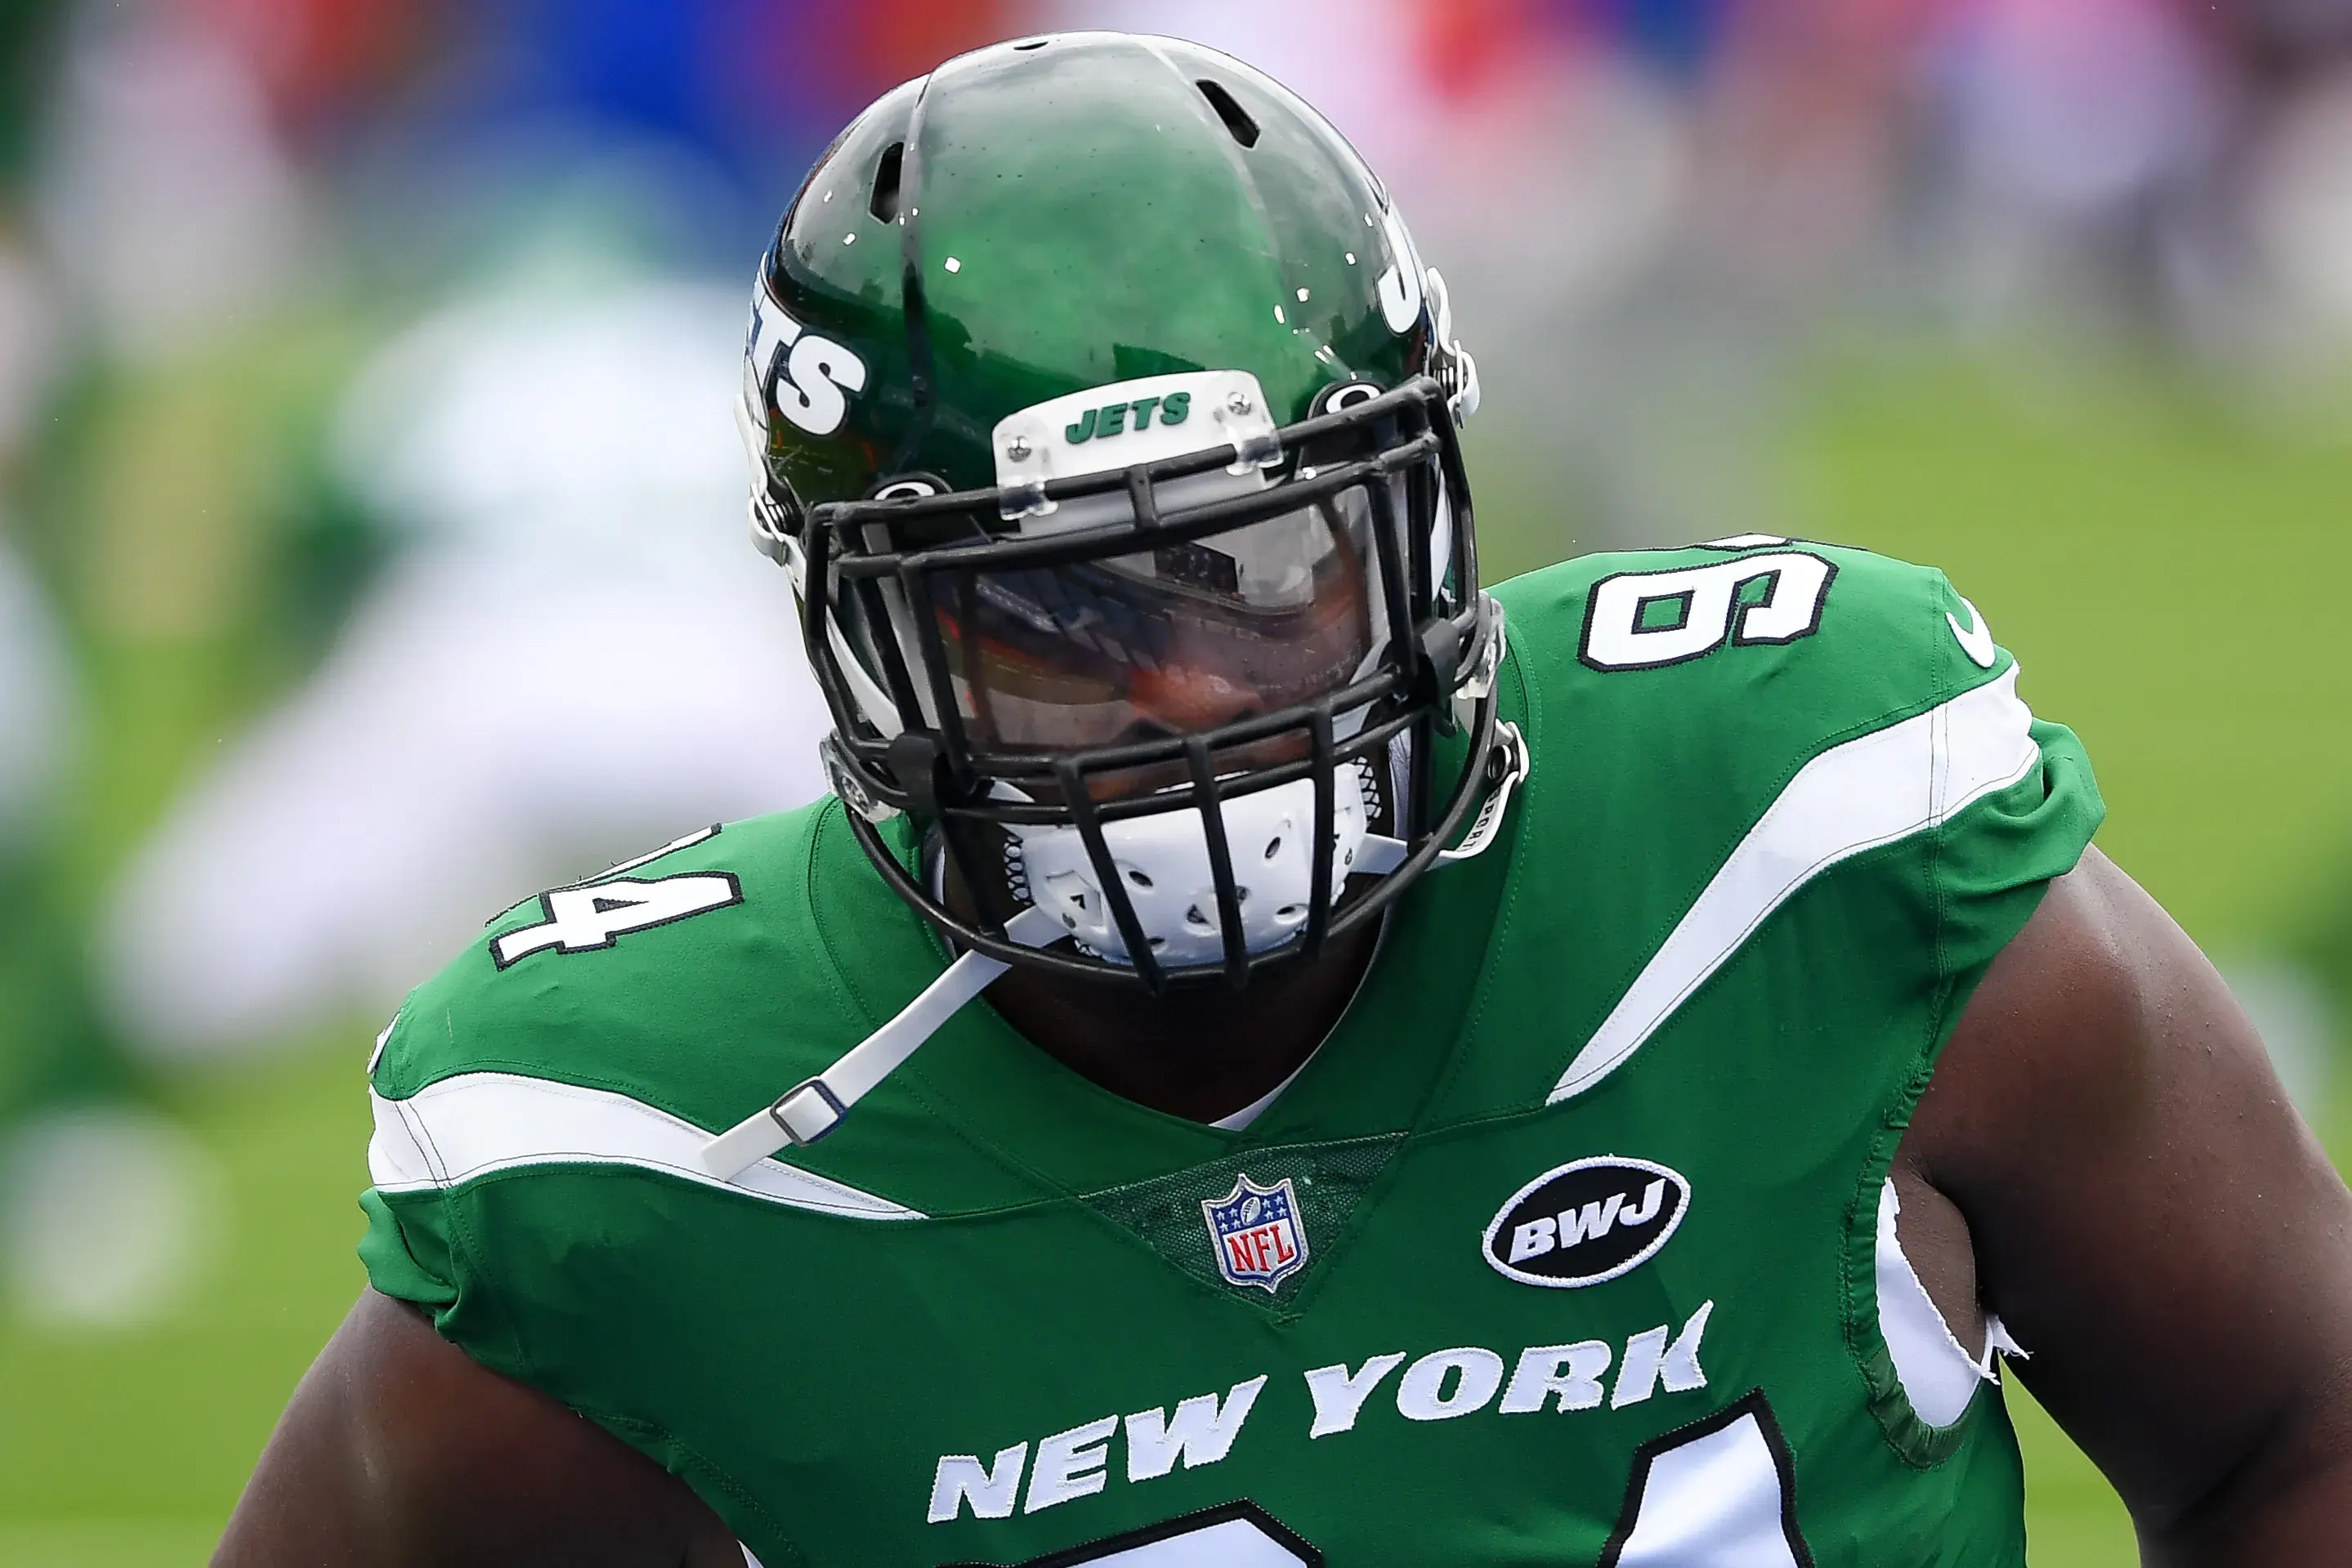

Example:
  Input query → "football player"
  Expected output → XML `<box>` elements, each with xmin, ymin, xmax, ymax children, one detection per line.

<box><xmin>216</xmin><ymin>34</ymin><xmax>2352</xmax><ymax>1568</ymax></box>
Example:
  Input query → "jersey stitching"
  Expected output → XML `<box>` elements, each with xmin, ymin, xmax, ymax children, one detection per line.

<box><xmin>1426</xmin><ymin>650</ymin><xmax>1540</xmax><ymax>1124</ymax></box>
<box><xmin>1928</xmin><ymin>573</ymin><xmax>1960</xmax><ymax>998</ymax></box>
<box><xmin>878</xmin><ymin>1046</ymin><xmax>1085</xmax><ymax>1208</ymax></box>
<box><xmin>388</xmin><ymin>807</ymin><xmax>1040</xmax><ymax>1219</ymax></box>
<box><xmin>803</xmin><ymin>803</ymin><xmax>1097</xmax><ymax>1209</ymax></box>
<box><xmin>385</xmin><ymin>1146</ymin><xmax>1070</xmax><ymax>1226</ymax></box>
<box><xmin>389</xmin><ymin>1085</ymin><xmax>514</xmax><ymax>1371</ymax></box>
<box><xmin>392</xmin><ymin>1055</ymin><xmax>785</xmax><ymax>1119</ymax></box>
<box><xmin>1546</xmin><ymin>561</ymin><xmax>1998</xmax><ymax>1113</ymax></box>
<box><xmin>420</xmin><ymin>1007</ymin><xmax>552</xmax><ymax>1391</ymax></box>
<box><xmin>573</xmin><ymin>1400</ymin><xmax>811</xmax><ymax>1568</ymax></box>
<box><xmin>1356</xmin><ymin>620</ymin><xmax>1999</xmax><ymax>1157</ymax></box>
<box><xmin>1058</xmin><ymin>1190</ymin><xmax>1318</xmax><ymax>1322</ymax></box>
<box><xmin>394</xmin><ymin>1092</ymin><xmax>450</xmax><ymax>1186</ymax></box>
<box><xmin>797</xmin><ymin>798</ymin><xmax>875</xmax><ymax>1045</ymax></box>
<box><xmin>1545</xmin><ymin>691</ymin><xmax>1910</xmax><ymax>1111</ymax></box>
<box><xmin>1845</xmin><ymin>587</ymin><xmax>1994</xmax><ymax>1468</ymax></box>
<box><xmin>1545</xmin><ymin>632</ymin><xmax>2027</xmax><ymax>1110</ymax></box>
<box><xmin>1042</xmin><ymin>1131</ymin><xmax>1415</xmax><ymax>1324</ymax></box>
<box><xmin>1243</xmin><ymin>1139</ymin><xmax>1413</xmax><ymax>1323</ymax></box>
<box><xmin>383</xmin><ymin>1074</ymin><xmax>924</xmax><ymax>1217</ymax></box>
<box><xmin>1398</xmin><ymin>832</ymin><xmax>1995</xmax><ymax>1146</ymax></box>
<box><xmin>1263</xmin><ymin>653</ymin><xmax>1536</xmax><ymax>1317</ymax></box>
<box><xmin>803</xmin><ymin>803</ymin><xmax>1333</xmax><ymax>1228</ymax></box>
<box><xmin>369</xmin><ymin>1004</ymin><xmax>527</xmax><ymax>1375</ymax></box>
<box><xmin>396</xmin><ymin>1159</ymin><xmax>976</xmax><ymax>1226</ymax></box>
<box><xmin>433</xmin><ymin>1159</ymin><xmax>541</xmax><ymax>1399</ymax></box>
<box><xmin>1594</xmin><ymin>1389</ymin><xmax>1819</xmax><ymax>1568</ymax></box>
<box><xmin>1842</xmin><ymin>1021</ymin><xmax>1976</xmax><ymax>1469</ymax></box>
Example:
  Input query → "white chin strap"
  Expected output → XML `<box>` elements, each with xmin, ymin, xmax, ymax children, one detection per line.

<box><xmin>1016</xmin><ymin>768</ymin><xmax>1371</xmax><ymax>969</ymax></box>
<box><xmin>700</xmin><ymin>721</ymin><xmax>1527</xmax><ymax>1182</ymax></box>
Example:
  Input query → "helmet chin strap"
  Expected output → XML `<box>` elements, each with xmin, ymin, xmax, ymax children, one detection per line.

<box><xmin>699</xmin><ymin>714</ymin><xmax>1528</xmax><ymax>1182</ymax></box>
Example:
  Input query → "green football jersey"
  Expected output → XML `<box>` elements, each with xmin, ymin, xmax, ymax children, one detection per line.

<box><xmin>361</xmin><ymin>539</ymin><xmax>2101</xmax><ymax>1567</ymax></box>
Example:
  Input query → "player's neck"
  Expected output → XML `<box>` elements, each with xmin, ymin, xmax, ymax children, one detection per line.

<box><xmin>978</xmin><ymin>919</ymin><xmax>1384</xmax><ymax>1124</ymax></box>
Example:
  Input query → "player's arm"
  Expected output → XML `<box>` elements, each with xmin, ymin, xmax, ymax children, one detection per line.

<box><xmin>212</xmin><ymin>1288</ymin><xmax>745</xmax><ymax>1568</ymax></box>
<box><xmin>1907</xmin><ymin>845</ymin><xmax>2352</xmax><ymax>1563</ymax></box>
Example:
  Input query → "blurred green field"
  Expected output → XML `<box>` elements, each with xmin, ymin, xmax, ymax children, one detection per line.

<box><xmin>7</xmin><ymin>350</ymin><xmax>2351</xmax><ymax>1564</ymax></box>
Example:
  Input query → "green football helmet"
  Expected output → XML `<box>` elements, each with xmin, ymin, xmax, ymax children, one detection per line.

<box><xmin>737</xmin><ymin>30</ymin><xmax>1509</xmax><ymax>993</ymax></box>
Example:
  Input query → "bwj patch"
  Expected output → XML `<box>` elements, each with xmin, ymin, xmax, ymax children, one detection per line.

<box><xmin>1201</xmin><ymin>1173</ymin><xmax>1309</xmax><ymax>1293</ymax></box>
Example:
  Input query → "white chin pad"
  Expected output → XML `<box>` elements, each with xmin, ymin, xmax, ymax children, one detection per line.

<box><xmin>1015</xmin><ymin>767</ymin><xmax>1370</xmax><ymax>968</ymax></box>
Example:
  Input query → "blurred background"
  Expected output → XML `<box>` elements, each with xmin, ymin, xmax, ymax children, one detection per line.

<box><xmin>2</xmin><ymin>0</ymin><xmax>2350</xmax><ymax>1561</ymax></box>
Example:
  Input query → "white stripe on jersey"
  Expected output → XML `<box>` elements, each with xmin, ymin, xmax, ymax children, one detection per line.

<box><xmin>369</xmin><ymin>1071</ymin><xmax>923</xmax><ymax>1220</ymax></box>
<box><xmin>1552</xmin><ymin>664</ymin><xmax>2041</xmax><ymax>1103</ymax></box>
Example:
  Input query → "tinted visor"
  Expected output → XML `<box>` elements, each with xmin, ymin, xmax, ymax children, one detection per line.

<box><xmin>931</xmin><ymin>485</ymin><xmax>1387</xmax><ymax>753</ymax></box>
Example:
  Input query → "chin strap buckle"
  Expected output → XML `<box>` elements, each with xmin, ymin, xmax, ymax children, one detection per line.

<box><xmin>749</xmin><ymin>489</ymin><xmax>807</xmax><ymax>587</ymax></box>
<box><xmin>767</xmin><ymin>1078</ymin><xmax>849</xmax><ymax>1146</ymax></box>
<box><xmin>823</xmin><ymin>738</ymin><xmax>899</xmax><ymax>825</ymax></box>
<box><xmin>1353</xmin><ymin>598</ymin><xmax>1523</xmax><ymax>879</ymax></box>
<box><xmin>1443</xmin><ymin>720</ymin><xmax>1528</xmax><ymax>865</ymax></box>
<box><xmin>1350</xmin><ymin>717</ymin><xmax>1529</xmax><ymax>879</ymax></box>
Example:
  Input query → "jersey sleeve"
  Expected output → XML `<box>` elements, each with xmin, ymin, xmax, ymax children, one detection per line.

<box><xmin>1458</xmin><ymin>544</ymin><xmax>2105</xmax><ymax>1115</ymax></box>
<box><xmin>1922</xmin><ymin>574</ymin><xmax>2105</xmax><ymax>991</ymax></box>
<box><xmin>347</xmin><ymin>806</ymin><xmax>849</xmax><ymax>1389</ymax></box>
<box><xmin>357</xmin><ymin>1186</ymin><xmax>458</xmax><ymax>1310</ymax></box>
<box><xmin>1934</xmin><ymin>713</ymin><xmax>2102</xmax><ymax>984</ymax></box>
<box><xmin>354</xmin><ymin>997</ymin><xmax>534</xmax><ymax>1383</ymax></box>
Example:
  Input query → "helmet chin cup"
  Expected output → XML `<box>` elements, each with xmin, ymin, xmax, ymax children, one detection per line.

<box><xmin>1014</xmin><ymin>768</ymin><xmax>1371</xmax><ymax>970</ymax></box>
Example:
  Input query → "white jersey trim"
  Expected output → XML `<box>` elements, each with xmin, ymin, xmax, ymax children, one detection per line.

<box><xmin>1876</xmin><ymin>1178</ymin><xmax>2001</xmax><ymax>1427</ymax></box>
<box><xmin>369</xmin><ymin>1071</ymin><xmax>924</xmax><ymax>1220</ymax></box>
<box><xmin>1550</xmin><ymin>665</ymin><xmax>2040</xmax><ymax>1103</ymax></box>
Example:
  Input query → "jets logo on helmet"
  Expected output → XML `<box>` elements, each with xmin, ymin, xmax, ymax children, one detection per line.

<box><xmin>741</xmin><ymin>268</ymin><xmax>868</xmax><ymax>439</ymax></box>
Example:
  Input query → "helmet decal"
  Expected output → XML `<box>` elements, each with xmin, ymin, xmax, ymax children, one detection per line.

<box><xmin>1376</xmin><ymin>204</ymin><xmax>1427</xmax><ymax>334</ymax></box>
<box><xmin>993</xmin><ymin>371</ymin><xmax>1280</xmax><ymax>511</ymax></box>
<box><xmin>743</xmin><ymin>266</ymin><xmax>868</xmax><ymax>439</ymax></box>
<box><xmin>1063</xmin><ymin>391</ymin><xmax>1191</xmax><ymax>446</ymax></box>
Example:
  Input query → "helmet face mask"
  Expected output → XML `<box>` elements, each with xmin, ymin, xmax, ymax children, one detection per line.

<box><xmin>806</xmin><ymin>373</ymin><xmax>1498</xmax><ymax>990</ymax></box>
<box><xmin>740</xmin><ymin>33</ymin><xmax>1500</xmax><ymax>992</ymax></box>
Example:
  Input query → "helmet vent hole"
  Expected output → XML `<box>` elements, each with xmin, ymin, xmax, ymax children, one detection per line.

<box><xmin>1013</xmin><ymin>37</ymin><xmax>1049</xmax><ymax>51</ymax></box>
<box><xmin>869</xmin><ymin>142</ymin><xmax>905</xmax><ymax>224</ymax></box>
<box><xmin>1185</xmin><ymin>905</ymin><xmax>1212</xmax><ymax>929</ymax></box>
<box><xmin>1196</xmin><ymin>79</ymin><xmax>1260</xmax><ymax>149</ymax></box>
<box><xmin>1263</xmin><ymin>836</ymin><xmax>1281</xmax><ymax>860</ymax></box>
<box><xmin>1126</xmin><ymin>869</ymin><xmax>1153</xmax><ymax>889</ymax></box>
<box><xmin>1277</xmin><ymin>905</ymin><xmax>1305</xmax><ymax>921</ymax></box>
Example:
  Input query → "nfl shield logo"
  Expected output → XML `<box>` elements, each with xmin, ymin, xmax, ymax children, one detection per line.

<box><xmin>1201</xmin><ymin>1173</ymin><xmax>1310</xmax><ymax>1293</ymax></box>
